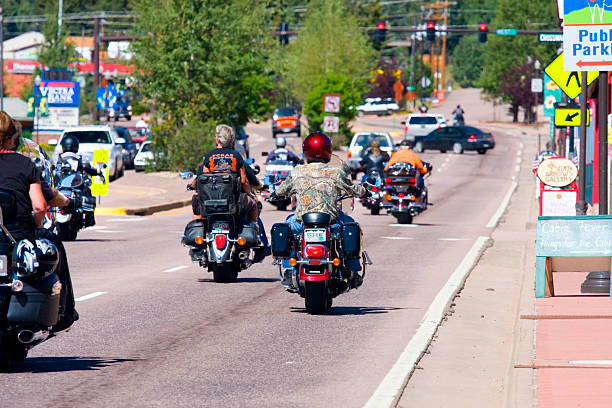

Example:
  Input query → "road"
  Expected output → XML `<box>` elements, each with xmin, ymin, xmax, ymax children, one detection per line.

<box><xmin>1</xmin><ymin>110</ymin><xmax>522</xmax><ymax>407</ymax></box>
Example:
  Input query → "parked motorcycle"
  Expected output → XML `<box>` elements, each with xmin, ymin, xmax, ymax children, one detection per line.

<box><xmin>182</xmin><ymin>172</ymin><xmax>264</xmax><ymax>283</ymax></box>
<box><xmin>380</xmin><ymin>161</ymin><xmax>433</xmax><ymax>224</ymax></box>
<box><xmin>261</xmin><ymin>159</ymin><xmax>297</xmax><ymax>211</ymax></box>
<box><xmin>52</xmin><ymin>161</ymin><xmax>102</xmax><ymax>241</ymax></box>
<box><xmin>0</xmin><ymin>193</ymin><xmax>64</xmax><ymax>370</ymax></box>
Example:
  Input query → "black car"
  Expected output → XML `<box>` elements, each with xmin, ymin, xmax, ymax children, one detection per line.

<box><xmin>113</xmin><ymin>126</ymin><xmax>138</xmax><ymax>169</ymax></box>
<box><xmin>413</xmin><ymin>125</ymin><xmax>495</xmax><ymax>154</ymax></box>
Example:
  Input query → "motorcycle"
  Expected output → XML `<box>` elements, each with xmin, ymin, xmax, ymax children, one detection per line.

<box><xmin>0</xmin><ymin>192</ymin><xmax>64</xmax><ymax>370</ymax></box>
<box><xmin>52</xmin><ymin>160</ymin><xmax>102</xmax><ymax>241</ymax></box>
<box><xmin>359</xmin><ymin>169</ymin><xmax>384</xmax><ymax>215</ymax></box>
<box><xmin>270</xmin><ymin>156</ymin><xmax>372</xmax><ymax>315</ymax></box>
<box><xmin>380</xmin><ymin>162</ymin><xmax>433</xmax><ymax>224</ymax></box>
<box><xmin>20</xmin><ymin>138</ymin><xmax>56</xmax><ymax>230</ymax></box>
<box><xmin>182</xmin><ymin>172</ymin><xmax>264</xmax><ymax>283</ymax></box>
<box><xmin>260</xmin><ymin>159</ymin><xmax>297</xmax><ymax>211</ymax></box>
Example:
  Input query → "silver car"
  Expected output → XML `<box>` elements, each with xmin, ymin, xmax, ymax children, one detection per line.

<box><xmin>403</xmin><ymin>113</ymin><xmax>446</xmax><ymax>141</ymax></box>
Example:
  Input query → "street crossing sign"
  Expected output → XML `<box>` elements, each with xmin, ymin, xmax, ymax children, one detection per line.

<box><xmin>554</xmin><ymin>102</ymin><xmax>589</xmax><ymax>127</ymax></box>
<box><xmin>563</xmin><ymin>0</ymin><xmax>612</xmax><ymax>71</ymax></box>
<box><xmin>544</xmin><ymin>53</ymin><xmax>598</xmax><ymax>99</ymax></box>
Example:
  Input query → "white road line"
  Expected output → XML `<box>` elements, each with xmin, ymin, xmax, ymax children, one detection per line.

<box><xmin>163</xmin><ymin>265</ymin><xmax>189</xmax><ymax>273</ymax></box>
<box><xmin>486</xmin><ymin>181</ymin><xmax>518</xmax><ymax>228</ymax></box>
<box><xmin>516</xmin><ymin>157</ymin><xmax>522</xmax><ymax>164</ymax></box>
<box><xmin>515</xmin><ymin>165</ymin><xmax>520</xmax><ymax>172</ymax></box>
<box><xmin>520</xmin><ymin>142</ymin><xmax>524</xmax><ymax>149</ymax></box>
<box><xmin>389</xmin><ymin>224</ymin><xmax>418</xmax><ymax>228</ymax></box>
<box><xmin>75</xmin><ymin>291</ymin><xmax>107</xmax><ymax>302</ymax></box>
<box><xmin>364</xmin><ymin>236</ymin><xmax>490</xmax><ymax>408</ymax></box>
<box><xmin>570</xmin><ymin>360</ymin><xmax>612</xmax><ymax>365</ymax></box>
<box><xmin>94</xmin><ymin>230</ymin><xmax>124</xmax><ymax>233</ymax></box>
<box><xmin>380</xmin><ymin>236</ymin><xmax>414</xmax><ymax>240</ymax></box>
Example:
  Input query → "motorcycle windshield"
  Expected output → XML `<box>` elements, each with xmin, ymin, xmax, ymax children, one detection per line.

<box><xmin>265</xmin><ymin>160</ymin><xmax>295</xmax><ymax>173</ymax></box>
<box><xmin>60</xmin><ymin>173</ymin><xmax>84</xmax><ymax>188</ymax></box>
<box><xmin>19</xmin><ymin>138</ymin><xmax>54</xmax><ymax>187</ymax></box>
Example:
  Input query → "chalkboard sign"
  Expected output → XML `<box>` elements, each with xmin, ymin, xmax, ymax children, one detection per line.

<box><xmin>536</xmin><ymin>215</ymin><xmax>612</xmax><ymax>257</ymax></box>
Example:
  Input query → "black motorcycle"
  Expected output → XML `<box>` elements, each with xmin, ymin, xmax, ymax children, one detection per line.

<box><xmin>182</xmin><ymin>172</ymin><xmax>265</xmax><ymax>283</ymax></box>
<box><xmin>380</xmin><ymin>162</ymin><xmax>433</xmax><ymax>224</ymax></box>
<box><xmin>0</xmin><ymin>191</ymin><xmax>64</xmax><ymax>370</ymax></box>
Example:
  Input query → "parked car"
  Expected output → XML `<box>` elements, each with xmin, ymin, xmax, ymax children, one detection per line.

<box><xmin>127</xmin><ymin>126</ymin><xmax>150</xmax><ymax>148</ymax></box>
<box><xmin>134</xmin><ymin>141</ymin><xmax>154</xmax><ymax>171</ymax></box>
<box><xmin>113</xmin><ymin>126</ymin><xmax>138</xmax><ymax>169</ymax></box>
<box><xmin>347</xmin><ymin>131</ymin><xmax>394</xmax><ymax>179</ymax></box>
<box><xmin>413</xmin><ymin>125</ymin><xmax>495</xmax><ymax>154</ymax></box>
<box><xmin>403</xmin><ymin>113</ymin><xmax>446</xmax><ymax>141</ymax></box>
<box><xmin>234</xmin><ymin>125</ymin><xmax>250</xmax><ymax>158</ymax></box>
<box><xmin>272</xmin><ymin>106</ymin><xmax>301</xmax><ymax>138</ymax></box>
<box><xmin>49</xmin><ymin>125</ymin><xmax>126</xmax><ymax>180</ymax></box>
<box><xmin>356</xmin><ymin>97</ymin><xmax>400</xmax><ymax>116</ymax></box>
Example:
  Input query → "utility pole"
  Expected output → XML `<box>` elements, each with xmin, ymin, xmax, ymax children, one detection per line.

<box><xmin>93</xmin><ymin>17</ymin><xmax>100</xmax><ymax>121</ymax></box>
<box><xmin>0</xmin><ymin>8</ymin><xmax>3</xmax><ymax>113</ymax></box>
<box><xmin>598</xmin><ymin>71</ymin><xmax>608</xmax><ymax>214</ymax></box>
<box><xmin>57</xmin><ymin>0</ymin><xmax>63</xmax><ymax>39</ymax></box>
<box><xmin>577</xmin><ymin>72</ymin><xmax>588</xmax><ymax>215</ymax></box>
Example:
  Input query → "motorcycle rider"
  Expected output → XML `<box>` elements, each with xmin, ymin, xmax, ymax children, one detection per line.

<box><xmin>265</xmin><ymin>136</ymin><xmax>302</xmax><ymax>165</ymax></box>
<box><xmin>452</xmin><ymin>104</ymin><xmax>465</xmax><ymax>126</ymax></box>
<box><xmin>274</xmin><ymin>131</ymin><xmax>370</xmax><ymax>289</ymax></box>
<box><xmin>384</xmin><ymin>139</ymin><xmax>428</xmax><ymax>196</ymax></box>
<box><xmin>358</xmin><ymin>139</ymin><xmax>389</xmax><ymax>179</ymax></box>
<box><xmin>0</xmin><ymin>112</ymin><xmax>77</xmax><ymax>333</ymax></box>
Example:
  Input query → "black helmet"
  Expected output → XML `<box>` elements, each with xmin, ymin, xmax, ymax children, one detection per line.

<box><xmin>11</xmin><ymin>238</ymin><xmax>59</xmax><ymax>278</ymax></box>
<box><xmin>399</xmin><ymin>139</ymin><xmax>414</xmax><ymax>148</ymax></box>
<box><xmin>60</xmin><ymin>135</ymin><xmax>79</xmax><ymax>153</ymax></box>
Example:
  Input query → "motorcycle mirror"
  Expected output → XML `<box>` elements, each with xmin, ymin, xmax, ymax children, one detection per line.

<box><xmin>400</xmin><ymin>121</ymin><xmax>406</xmax><ymax>125</ymax></box>
<box><xmin>261</xmin><ymin>151</ymin><xmax>268</xmax><ymax>157</ymax></box>
<box><xmin>252</xmin><ymin>164</ymin><xmax>261</xmax><ymax>175</ymax></box>
<box><xmin>246</xmin><ymin>158</ymin><xmax>255</xmax><ymax>165</ymax></box>
<box><xmin>180</xmin><ymin>171</ymin><xmax>194</xmax><ymax>179</ymax></box>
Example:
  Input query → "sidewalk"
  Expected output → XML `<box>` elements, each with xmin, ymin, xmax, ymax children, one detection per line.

<box><xmin>95</xmin><ymin>170</ymin><xmax>192</xmax><ymax>216</ymax></box>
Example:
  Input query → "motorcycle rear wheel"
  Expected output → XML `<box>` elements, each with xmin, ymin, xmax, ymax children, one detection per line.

<box><xmin>396</xmin><ymin>213</ymin><xmax>413</xmax><ymax>224</ymax></box>
<box><xmin>370</xmin><ymin>206</ymin><xmax>380</xmax><ymax>215</ymax></box>
<box><xmin>212</xmin><ymin>263</ymin><xmax>238</xmax><ymax>283</ymax></box>
<box><xmin>57</xmin><ymin>222</ymin><xmax>78</xmax><ymax>241</ymax></box>
<box><xmin>0</xmin><ymin>330</ymin><xmax>10</xmax><ymax>371</ymax></box>
<box><xmin>304</xmin><ymin>281</ymin><xmax>329</xmax><ymax>315</ymax></box>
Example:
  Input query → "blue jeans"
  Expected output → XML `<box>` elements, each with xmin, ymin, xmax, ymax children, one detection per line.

<box><xmin>282</xmin><ymin>212</ymin><xmax>361</xmax><ymax>272</ymax></box>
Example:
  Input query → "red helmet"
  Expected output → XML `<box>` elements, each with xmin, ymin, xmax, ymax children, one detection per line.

<box><xmin>302</xmin><ymin>131</ymin><xmax>332</xmax><ymax>162</ymax></box>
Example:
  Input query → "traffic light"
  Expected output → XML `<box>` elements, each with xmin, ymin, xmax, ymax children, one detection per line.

<box><xmin>278</xmin><ymin>22</ymin><xmax>289</xmax><ymax>45</ymax></box>
<box><xmin>479</xmin><ymin>23</ymin><xmax>488</xmax><ymax>43</ymax></box>
<box><xmin>426</xmin><ymin>21</ymin><xmax>436</xmax><ymax>42</ymax></box>
<box><xmin>375</xmin><ymin>20</ymin><xmax>387</xmax><ymax>43</ymax></box>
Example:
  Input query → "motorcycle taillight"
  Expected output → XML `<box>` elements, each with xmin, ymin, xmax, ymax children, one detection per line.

<box><xmin>371</xmin><ymin>186</ymin><xmax>379</xmax><ymax>193</ymax></box>
<box><xmin>304</xmin><ymin>244</ymin><xmax>325</xmax><ymax>259</ymax></box>
<box><xmin>409</xmin><ymin>178</ymin><xmax>416</xmax><ymax>184</ymax></box>
<box><xmin>215</xmin><ymin>234</ymin><xmax>227</xmax><ymax>249</ymax></box>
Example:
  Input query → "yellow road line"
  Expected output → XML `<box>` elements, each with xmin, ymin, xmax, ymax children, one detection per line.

<box><xmin>95</xmin><ymin>208</ymin><xmax>128</xmax><ymax>216</ymax></box>
<box><xmin>151</xmin><ymin>206</ymin><xmax>191</xmax><ymax>217</ymax></box>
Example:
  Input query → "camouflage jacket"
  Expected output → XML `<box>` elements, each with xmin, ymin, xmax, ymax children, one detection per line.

<box><xmin>275</xmin><ymin>162</ymin><xmax>366</xmax><ymax>221</ymax></box>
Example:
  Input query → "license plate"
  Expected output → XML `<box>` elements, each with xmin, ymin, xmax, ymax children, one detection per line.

<box><xmin>212</xmin><ymin>222</ymin><xmax>229</xmax><ymax>232</ymax></box>
<box><xmin>304</xmin><ymin>228</ymin><xmax>326</xmax><ymax>242</ymax></box>
<box><xmin>0</xmin><ymin>255</ymin><xmax>7</xmax><ymax>276</ymax></box>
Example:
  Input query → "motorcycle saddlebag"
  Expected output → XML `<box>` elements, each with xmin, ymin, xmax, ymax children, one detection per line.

<box><xmin>238</xmin><ymin>224</ymin><xmax>259</xmax><ymax>247</ymax></box>
<box><xmin>196</xmin><ymin>173</ymin><xmax>240</xmax><ymax>215</ymax></box>
<box><xmin>7</xmin><ymin>273</ymin><xmax>60</xmax><ymax>327</ymax></box>
<box><xmin>271</xmin><ymin>223</ymin><xmax>292</xmax><ymax>257</ymax></box>
<box><xmin>182</xmin><ymin>219</ymin><xmax>206</xmax><ymax>246</ymax></box>
<box><xmin>341</xmin><ymin>223</ymin><xmax>362</xmax><ymax>258</ymax></box>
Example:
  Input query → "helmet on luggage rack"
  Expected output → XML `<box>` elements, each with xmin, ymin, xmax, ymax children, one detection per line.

<box><xmin>11</xmin><ymin>238</ymin><xmax>59</xmax><ymax>278</ymax></box>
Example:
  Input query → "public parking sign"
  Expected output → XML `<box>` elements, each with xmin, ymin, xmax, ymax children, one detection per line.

<box><xmin>563</xmin><ymin>0</ymin><xmax>612</xmax><ymax>71</ymax></box>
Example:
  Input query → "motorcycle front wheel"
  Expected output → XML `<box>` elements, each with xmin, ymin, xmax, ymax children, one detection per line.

<box><xmin>212</xmin><ymin>263</ymin><xmax>238</xmax><ymax>283</ymax></box>
<box><xmin>57</xmin><ymin>222</ymin><xmax>78</xmax><ymax>241</ymax></box>
<box><xmin>304</xmin><ymin>281</ymin><xmax>329</xmax><ymax>315</ymax></box>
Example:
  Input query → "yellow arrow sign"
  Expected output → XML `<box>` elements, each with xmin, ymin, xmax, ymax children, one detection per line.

<box><xmin>554</xmin><ymin>107</ymin><xmax>589</xmax><ymax>127</ymax></box>
<box><xmin>544</xmin><ymin>53</ymin><xmax>598</xmax><ymax>100</ymax></box>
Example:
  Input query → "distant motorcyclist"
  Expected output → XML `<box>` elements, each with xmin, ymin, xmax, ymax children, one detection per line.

<box><xmin>358</xmin><ymin>140</ymin><xmax>389</xmax><ymax>177</ymax></box>
<box><xmin>385</xmin><ymin>139</ymin><xmax>428</xmax><ymax>191</ymax></box>
<box><xmin>265</xmin><ymin>136</ymin><xmax>302</xmax><ymax>165</ymax></box>
<box><xmin>274</xmin><ymin>131</ymin><xmax>370</xmax><ymax>288</ymax></box>
<box><xmin>57</xmin><ymin>135</ymin><xmax>102</xmax><ymax>178</ymax></box>
<box><xmin>452</xmin><ymin>105</ymin><xmax>465</xmax><ymax>126</ymax></box>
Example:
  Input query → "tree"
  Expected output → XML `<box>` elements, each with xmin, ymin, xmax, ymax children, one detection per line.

<box><xmin>282</xmin><ymin>0</ymin><xmax>375</xmax><ymax>101</ymax></box>
<box><xmin>131</xmin><ymin>0</ymin><xmax>274</xmax><ymax>170</ymax></box>
<box><xmin>303</xmin><ymin>72</ymin><xmax>363</xmax><ymax>143</ymax></box>
<box><xmin>37</xmin><ymin>15</ymin><xmax>75</xmax><ymax>70</ymax></box>
<box><xmin>477</xmin><ymin>0</ymin><xmax>557</xmax><ymax>100</ymax></box>
<box><xmin>451</xmin><ymin>36</ymin><xmax>485</xmax><ymax>88</ymax></box>
<box><xmin>499</xmin><ymin>60</ymin><xmax>542</xmax><ymax>123</ymax></box>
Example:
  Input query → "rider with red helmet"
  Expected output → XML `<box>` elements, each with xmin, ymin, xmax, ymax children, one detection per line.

<box><xmin>274</xmin><ymin>131</ymin><xmax>370</xmax><ymax>289</ymax></box>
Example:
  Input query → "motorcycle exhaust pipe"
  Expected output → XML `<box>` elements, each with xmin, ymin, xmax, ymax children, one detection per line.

<box><xmin>17</xmin><ymin>329</ymin><xmax>49</xmax><ymax>344</ymax></box>
<box><xmin>238</xmin><ymin>251</ymin><xmax>249</xmax><ymax>260</ymax></box>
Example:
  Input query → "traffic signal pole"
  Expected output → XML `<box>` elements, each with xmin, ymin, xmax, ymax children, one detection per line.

<box><xmin>598</xmin><ymin>71</ymin><xmax>608</xmax><ymax>214</ymax></box>
<box><xmin>93</xmin><ymin>17</ymin><xmax>100</xmax><ymax>122</ymax></box>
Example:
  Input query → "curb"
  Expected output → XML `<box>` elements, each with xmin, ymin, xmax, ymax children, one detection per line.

<box><xmin>95</xmin><ymin>199</ymin><xmax>192</xmax><ymax>217</ymax></box>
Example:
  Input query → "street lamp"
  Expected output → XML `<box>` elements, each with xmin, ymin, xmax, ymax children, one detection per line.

<box><xmin>34</xmin><ymin>75</ymin><xmax>41</xmax><ymax>143</ymax></box>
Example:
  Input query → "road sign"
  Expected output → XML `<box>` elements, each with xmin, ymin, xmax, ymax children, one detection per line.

<box><xmin>322</xmin><ymin>116</ymin><xmax>339</xmax><ymax>133</ymax></box>
<box><xmin>91</xmin><ymin>150</ymin><xmax>109</xmax><ymax>196</ymax></box>
<box><xmin>531</xmin><ymin>78</ymin><xmax>543</xmax><ymax>93</ymax></box>
<box><xmin>323</xmin><ymin>93</ymin><xmax>341</xmax><ymax>113</ymax></box>
<box><xmin>563</xmin><ymin>0</ymin><xmax>612</xmax><ymax>71</ymax></box>
<box><xmin>554</xmin><ymin>102</ymin><xmax>589</xmax><ymax>127</ymax></box>
<box><xmin>544</xmin><ymin>73</ymin><xmax>562</xmax><ymax>117</ymax></box>
<box><xmin>543</xmin><ymin>53</ymin><xmax>598</xmax><ymax>99</ymax></box>
<box><xmin>538</xmin><ymin>33</ymin><xmax>563</xmax><ymax>42</ymax></box>
<box><xmin>496</xmin><ymin>28</ymin><xmax>517</xmax><ymax>36</ymax></box>
<box><xmin>420</xmin><ymin>77</ymin><xmax>431</xmax><ymax>88</ymax></box>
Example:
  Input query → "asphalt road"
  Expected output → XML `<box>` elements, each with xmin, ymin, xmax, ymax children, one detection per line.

<box><xmin>0</xmin><ymin>115</ymin><xmax>522</xmax><ymax>408</ymax></box>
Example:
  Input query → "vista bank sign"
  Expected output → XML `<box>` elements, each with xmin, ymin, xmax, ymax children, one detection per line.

<box><xmin>35</xmin><ymin>81</ymin><xmax>80</xmax><ymax>107</ymax></box>
<box><xmin>563</xmin><ymin>0</ymin><xmax>612</xmax><ymax>70</ymax></box>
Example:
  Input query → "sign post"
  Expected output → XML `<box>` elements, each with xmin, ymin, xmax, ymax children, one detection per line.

<box><xmin>322</xmin><ymin>93</ymin><xmax>341</xmax><ymax>135</ymax></box>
